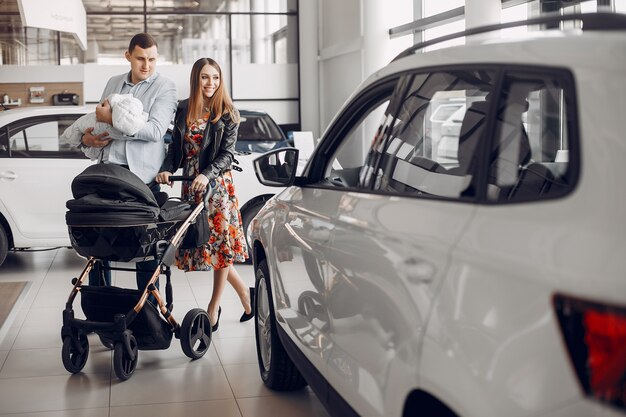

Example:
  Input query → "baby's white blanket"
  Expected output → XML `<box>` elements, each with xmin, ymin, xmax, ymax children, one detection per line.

<box><xmin>60</xmin><ymin>94</ymin><xmax>148</xmax><ymax>160</ymax></box>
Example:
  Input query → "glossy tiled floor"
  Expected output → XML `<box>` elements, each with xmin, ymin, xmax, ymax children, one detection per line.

<box><xmin>0</xmin><ymin>248</ymin><xmax>329</xmax><ymax>417</ymax></box>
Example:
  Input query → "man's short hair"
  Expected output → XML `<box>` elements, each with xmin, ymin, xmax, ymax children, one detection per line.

<box><xmin>128</xmin><ymin>33</ymin><xmax>158</xmax><ymax>53</ymax></box>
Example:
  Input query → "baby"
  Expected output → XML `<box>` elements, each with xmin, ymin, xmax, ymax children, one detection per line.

<box><xmin>61</xmin><ymin>93</ymin><xmax>148</xmax><ymax>160</ymax></box>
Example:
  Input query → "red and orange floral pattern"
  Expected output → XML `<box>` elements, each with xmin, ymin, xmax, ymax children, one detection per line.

<box><xmin>175</xmin><ymin>114</ymin><xmax>249</xmax><ymax>271</ymax></box>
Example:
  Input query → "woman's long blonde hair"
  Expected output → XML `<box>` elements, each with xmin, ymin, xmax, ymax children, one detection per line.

<box><xmin>186</xmin><ymin>57</ymin><xmax>239</xmax><ymax>126</ymax></box>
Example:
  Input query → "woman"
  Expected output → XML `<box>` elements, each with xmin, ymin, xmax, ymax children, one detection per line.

<box><xmin>156</xmin><ymin>57</ymin><xmax>253</xmax><ymax>331</ymax></box>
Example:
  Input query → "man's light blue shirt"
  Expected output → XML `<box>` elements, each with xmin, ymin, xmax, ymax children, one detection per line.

<box><xmin>100</xmin><ymin>71</ymin><xmax>177</xmax><ymax>183</ymax></box>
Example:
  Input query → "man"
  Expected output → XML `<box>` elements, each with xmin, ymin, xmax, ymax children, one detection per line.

<box><xmin>67</xmin><ymin>33</ymin><xmax>177</xmax><ymax>288</ymax></box>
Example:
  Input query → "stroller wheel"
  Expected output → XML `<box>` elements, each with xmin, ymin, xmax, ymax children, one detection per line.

<box><xmin>113</xmin><ymin>335</ymin><xmax>138</xmax><ymax>381</ymax></box>
<box><xmin>61</xmin><ymin>334</ymin><xmax>89</xmax><ymax>373</ymax></box>
<box><xmin>180</xmin><ymin>308</ymin><xmax>212</xmax><ymax>359</ymax></box>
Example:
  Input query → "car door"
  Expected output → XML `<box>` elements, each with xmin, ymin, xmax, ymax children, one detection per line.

<box><xmin>423</xmin><ymin>69</ymin><xmax>585</xmax><ymax>415</ymax></box>
<box><xmin>263</xmin><ymin>156</ymin><xmax>338</xmax><ymax>373</ymax></box>
<box><xmin>313</xmin><ymin>69</ymin><xmax>496</xmax><ymax>416</ymax></box>
<box><xmin>0</xmin><ymin>114</ymin><xmax>92</xmax><ymax>246</ymax></box>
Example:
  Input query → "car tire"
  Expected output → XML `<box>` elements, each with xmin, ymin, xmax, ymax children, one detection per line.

<box><xmin>0</xmin><ymin>226</ymin><xmax>8</xmax><ymax>267</ymax></box>
<box><xmin>241</xmin><ymin>199</ymin><xmax>267</xmax><ymax>264</ymax></box>
<box><xmin>254</xmin><ymin>259</ymin><xmax>307</xmax><ymax>391</ymax></box>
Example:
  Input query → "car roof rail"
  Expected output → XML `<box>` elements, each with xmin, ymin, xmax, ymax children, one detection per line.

<box><xmin>392</xmin><ymin>12</ymin><xmax>626</xmax><ymax>62</ymax></box>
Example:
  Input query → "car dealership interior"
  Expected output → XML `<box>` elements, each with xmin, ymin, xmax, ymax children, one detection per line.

<box><xmin>1</xmin><ymin>1</ymin><xmax>626</xmax><ymax>416</ymax></box>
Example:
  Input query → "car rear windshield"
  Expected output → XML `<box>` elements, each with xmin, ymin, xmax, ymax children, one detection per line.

<box><xmin>238</xmin><ymin>114</ymin><xmax>284</xmax><ymax>141</ymax></box>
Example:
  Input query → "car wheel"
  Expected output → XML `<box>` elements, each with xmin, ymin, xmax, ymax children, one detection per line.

<box><xmin>241</xmin><ymin>199</ymin><xmax>267</xmax><ymax>264</ymax></box>
<box><xmin>254</xmin><ymin>259</ymin><xmax>307</xmax><ymax>390</ymax></box>
<box><xmin>180</xmin><ymin>308</ymin><xmax>211</xmax><ymax>359</ymax></box>
<box><xmin>0</xmin><ymin>226</ymin><xmax>8</xmax><ymax>267</ymax></box>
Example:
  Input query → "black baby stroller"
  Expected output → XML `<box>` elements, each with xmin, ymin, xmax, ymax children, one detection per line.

<box><xmin>61</xmin><ymin>163</ymin><xmax>211</xmax><ymax>381</ymax></box>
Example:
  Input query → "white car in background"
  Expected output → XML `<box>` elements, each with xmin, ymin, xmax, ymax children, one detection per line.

<box><xmin>248</xmin><ymin>12</ymin><xmax>626</xmax><ymax>417</ymax></box>
<box><xmin>0</xmin><ymin>106</ymin><xmax>94</xmax><ymax>266</ymax></box>
<box><xmin>0</xmin><ymin>105</ymin><xmax>296</xmax><ymax>266</ymax></box>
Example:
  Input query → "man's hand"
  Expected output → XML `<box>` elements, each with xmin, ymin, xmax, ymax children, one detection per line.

<box><xmin>81</xmin><ymin>127</ymin><xmax>111</xmax><ymax>148</ymax></box>
<box><xmin>95</xmin><ymin>99</ymin><xmax>113</xmax><ymax>124</ymax></box>
<box><xmin>156</xmin><ymin>171</ymin><xmax>173</xmax><ymax>187</ymax></box>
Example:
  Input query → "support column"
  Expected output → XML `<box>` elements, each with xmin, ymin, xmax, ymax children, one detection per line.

<box><xmin>250</xmin><ymin>0</ymin><xmax>265</xmax><ymax>63</ymax></box>
<box><xmin>298</xmin><ymin>0</ymin><xmax>320</xmax><ymax>136</ymax></box>
<box><xmin>465</xmin><ymin>0</ymin><xmax>500</xmax><ymax>29</ymax></box>
<box><xmin>361</xmin><ymin>0</ymin><xmax>412</xmax><ymax>78</ymax></box>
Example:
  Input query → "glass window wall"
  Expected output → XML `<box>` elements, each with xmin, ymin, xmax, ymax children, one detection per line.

<box><xmin>149</xmin><ymin>0</ymin><xmax>297</xmax><ymax>13</ymax></box>
<box><xmin>87</xmin><ymin>15</ymin><xmax>145</xmax><ymax>64</ymax></box>
<box><xmin>231</xmin><ymin>14</ymin><xmax>297</xmax><ymax>64</ymax></box>
<box><xmin>0</xmin><ymin>0</ymin><xmax>300</xmax><ymax>126</ymax></box>
<box><xmin>82</xmin><ymin>0</ymin><xmax>146</xmax><ymax>13</ymax></box>
<box><xmin>0</xmin><ymin>0</ymin><xmax>298</xmax><ymax>66</ymax></box>
<box><xmin>147</xmin><ymin>14</ymin><xmax>230</xmax><ymax>65</ymax></box>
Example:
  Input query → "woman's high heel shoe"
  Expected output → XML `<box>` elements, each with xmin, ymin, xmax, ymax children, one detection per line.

<box><xmin>211</xmin><ymin>306</ymin><xmax>222</xmax><ymax>332</ymax></box>
<box><xmin>240</xmin><ymin>287</ymin><xmax>255</xmax><ymax>322</ymax></box>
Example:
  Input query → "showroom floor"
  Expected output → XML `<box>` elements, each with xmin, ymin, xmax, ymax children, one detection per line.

<box><xmin>0</xmin><ymin>248</ymin><xmax>329</xmax><ymax>417</ymax></box>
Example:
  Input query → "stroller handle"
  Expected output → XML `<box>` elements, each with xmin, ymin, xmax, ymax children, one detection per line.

<box><xmin>169</xmin><ymin>175</ymin><xmax>214</xmax><ymax>205</ymax></box>
<box><xmin>169</xmin><ymin>175</ymin><xmax>195</xmax><ymax>182</ymax></box>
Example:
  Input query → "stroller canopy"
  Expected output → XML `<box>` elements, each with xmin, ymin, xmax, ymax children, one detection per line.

<box><xmin>71</xmin><ymin>163</ymin><xmax>158</xmax><ymax>207</ymax></box>
<box><xmin>66</xmin><ymin>164</ymin><xmax>160</xmax><ymax>226</ymax></box>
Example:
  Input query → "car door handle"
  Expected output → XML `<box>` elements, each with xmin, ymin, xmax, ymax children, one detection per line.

<box><xmin>0</xmin><ymin>171</ymin><xmax>17</xmax><ymax>181</ymax></box>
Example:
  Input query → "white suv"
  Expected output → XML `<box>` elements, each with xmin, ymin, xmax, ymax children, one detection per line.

<box><xmin>248</xmin><ymin>13</ymin><xmax>626</xmax><ymax>417</ymax></box>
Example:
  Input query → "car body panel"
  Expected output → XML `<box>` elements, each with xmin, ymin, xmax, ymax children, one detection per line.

<box><xmin>322</xmin><ymin>192</ymin><xmax>475</xmax><ymax>416</ymax></box>
<box><xmin>0</xmin><ymin>157</ymin><xmax>92</xmax><ymax>244</ymax></box>
<box><xmin>260</xmin><ymin>187</ymin><xmax>338</xmax><ymax>377</ymax></box>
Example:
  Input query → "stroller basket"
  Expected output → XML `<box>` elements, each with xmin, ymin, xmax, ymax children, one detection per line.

<box><xmin>80</xmin><ymin>285</ymin><xmax>173</xmax><ymax>350</ymax></box>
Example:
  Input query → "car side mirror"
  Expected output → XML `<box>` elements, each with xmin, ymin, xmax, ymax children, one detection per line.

<box><xmin>253</xmin><ymin>147</ymin><xmax>299</xmax><ymax>187</ymax></box>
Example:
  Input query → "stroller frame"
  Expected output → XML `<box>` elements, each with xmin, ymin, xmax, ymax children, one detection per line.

<box><xmin>61</xmin><ymin>176</ymin><xmax>212</xmax><ymax>381</ymax></box>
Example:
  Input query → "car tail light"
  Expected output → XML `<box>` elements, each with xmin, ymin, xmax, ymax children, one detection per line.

<box><xmin>553</xmin><ymin>294</ymin><xmax>626</xmax><ymax>411</ymax></box>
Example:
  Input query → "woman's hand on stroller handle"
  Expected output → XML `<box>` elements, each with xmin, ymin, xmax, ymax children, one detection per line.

<box><xmin>167</xmin><ymin>174</ymin><xmax>214</xmax><ymax>205</ymax></box>
<box><xmin>190</xmin><ymin>173</ymin><xmax>210</xmax><ymax>194</ymax></box>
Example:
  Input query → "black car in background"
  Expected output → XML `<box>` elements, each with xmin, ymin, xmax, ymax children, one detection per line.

<box><xmin>236</xmin><ymin>109</ymin><xmax>291</xmax><ymax>153</ymax></box>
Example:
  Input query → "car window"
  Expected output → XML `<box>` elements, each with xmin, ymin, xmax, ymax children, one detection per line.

<box><xmin>368</xmin><ymin>69</ymin><xmax>496</xmax><ymax>199</ymax></box>
<box><xmin>429</xmin><ymin>102</ymin><xmax>464</xmax><ymax>123</ymax></box>
<box><xmin>238</xmin><ymin>114</ymin><xmax>284</xmax><ymax>141</ymax></box>
<box><xmin>487</xmin><ymin>70</ymin><xmax>576</xmax><ymax>202</ymax></box>
<box><xmin>322</xmin><ymin>99</ymin><xmax>391</xmax><ymax>189</ymax></box>
<box><xmin>3</xmin><ymin>116</ymin><xmax>86</xmax><ymax>158</ymax></box>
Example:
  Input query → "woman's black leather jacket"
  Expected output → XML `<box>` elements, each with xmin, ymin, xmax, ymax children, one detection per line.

<box><xmin>160</xmin><ymin>98</ymin><xmax>238</xmax><ymax>180</ymax></box>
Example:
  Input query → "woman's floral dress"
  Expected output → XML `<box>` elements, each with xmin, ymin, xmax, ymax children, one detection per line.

<box><xmin>175</xmin><ymin>113</ymin><xmax>249</xmax><ymax>271</ymax></box>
